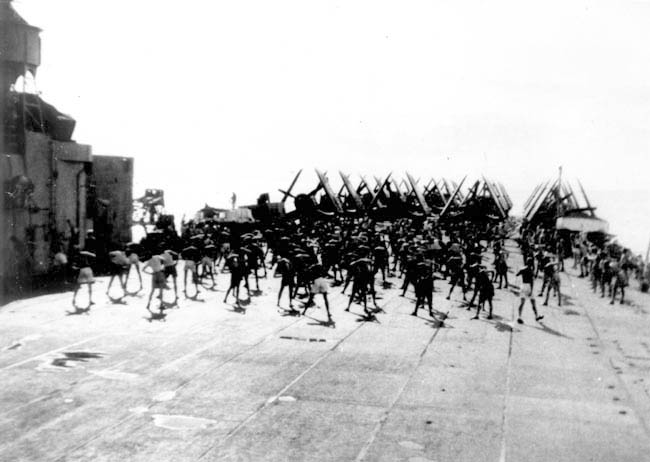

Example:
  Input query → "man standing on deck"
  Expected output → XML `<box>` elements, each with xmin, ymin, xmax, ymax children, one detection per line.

<box><xmin>610</xmin><ymin>261</ymin><xmax>628</xmax><ymax>305</ymax></box>
<box><xmin>445</xmin><ymin>248</ymin><xmax>467</xmax><ymax>302</ymax></box>
<box><xmin>516</xmin><ymin>258</ymin><xmax>544</xmax><ymax>324</ymax></box>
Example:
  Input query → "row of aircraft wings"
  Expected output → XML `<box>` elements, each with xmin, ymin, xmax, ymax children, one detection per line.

<box><xmin>255</xmin><ymin>169</ymin><xmax>512</xmax><ymax>223</ymax></box>
<box><xmin>522</xmin><ymin>177</ymin><xmax>597</xmax><ymax>226</ymax></box>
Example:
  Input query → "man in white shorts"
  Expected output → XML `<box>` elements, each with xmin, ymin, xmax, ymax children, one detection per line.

<box><xmin>516</xmin><ymin>258</ymin><xmax>543</xmax><ymax>324</ymax></box>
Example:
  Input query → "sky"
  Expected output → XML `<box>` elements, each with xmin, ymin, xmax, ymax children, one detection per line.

<box><xmin>12</xmin><ymin>0</ymin><xmax>650</xmax><ymax>254</ymax></box>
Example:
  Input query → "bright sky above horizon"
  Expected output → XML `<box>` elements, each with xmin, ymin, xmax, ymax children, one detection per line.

<box><xmin>12</xmin><ymin>0</ymin><xmax>650</xmax><ymax>254</ymax></box>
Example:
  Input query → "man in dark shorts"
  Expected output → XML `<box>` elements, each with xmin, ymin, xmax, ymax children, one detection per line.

<box><xmin>537</xmin><ymin>251</ymin><xmax>553</xmax><ymax>296</ymax></box>
<box><xmin>446</xmin><ymin>251</ymin><xmax>467</xmax><ymax>302</ymax></box>
<box><xmin>340</xmin><ymin>249</ymin><xmax>359</xmax><ymax>295</ymax></box>
<box><xmin>346</xmin><ymin>257</ymin><xmax>379</xmax><ymax>316</ymax></box>
<box><xmin>373</xmin><ymin>243</ymin><xmax>390</xmax><ymax>284</ymax></box>
<box><xmin>542</xmin><ymin>260</ymin><xmax>561</xmax><ymax>306</ymax></box>
<box><xmin>591</xmin><ymin>251</ymin><xmax>604</xmax><ymax>293</ymax></box>
<box><xmin>401</xmin><ymin>249</ymin><xmax>419</xmax><ymax>297</ymax></box>
<box><xmin>412</xmin><ymin>258</ymin><xmax>435</xmax><ymax>318</ymax></box>
<box><xmin>161</xmin><ymin>249</ymin><xmax>179</xmax><ymax>305</ymax></box>
<box><xmin>610</xmin><ymin>263</ymin><xmax>628</xmax><ymax>305</ymax></box>
<box><xmin>275</xmin><ymin>256</ymin><xmax>296</xmax><ymax>310</ymax></box>
<box><xmin>471</xmin><ymin>266</ymin><xmax>495</xmax><ymax>320</ymax></box>
<box><xmin>223</xmin><ymin>252</ymin><xmax>247</xmax><ymax>307</ymax></box>
<box><xmin>516</xmin><ymin>258</ymin><xmax>543</xmax><ymax>324</ymax></box>
<box><xmin>600</xmin><ymin>257</ymin><xmax>614</xmax><ymax>298</ymax></box>
<box><xmin>493</xmin><ymin>248</ymin><xmax>509</xmax><ymax>289</ymax></box>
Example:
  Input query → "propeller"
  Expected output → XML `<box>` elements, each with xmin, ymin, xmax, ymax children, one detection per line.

<box><xmin>280</xmin><ymin>169</ymin><xmax>303</xmax><ymax>204</ymax></box>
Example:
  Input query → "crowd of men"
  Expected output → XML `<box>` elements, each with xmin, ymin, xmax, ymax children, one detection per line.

<box><xmin>518</xmin><ymin>223</ymin><xmax>649</xmax><ymax>306</ymax></box>
<box><xmin>60</xmin><ymin>213</ymin><xmax>648</xmax><ymax>325</ymax></box>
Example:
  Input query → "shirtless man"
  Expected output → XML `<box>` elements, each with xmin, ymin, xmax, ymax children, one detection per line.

<box><xmin>516</xmin><ymin>258</ymin><xmax>544</xmax><ymax>324</ymax></box>
<box><xmin>125</xmin><ymin>242</ymin><xmax>143</xmax><ymax>293</ymax></box>
<box><xmin>107</xmin><ymin>249</ymin><xmax>130</xmax><ymax>301</ymax></box>
<box><xmin>302</xmin><ymin>263</ymin><xmax>333</xmax><ymax>324</ymax></box>
<box><xmin>142</xmin><ymin>254</ymin><xmax>167</xmax><ymax>314</ymax></box>
<box><xmin>182</xmin><ymin>245</ymin><xmax>201</xmax><ymax>299</ymax></box>
<box><xmin>542</xmin><ymin>260</ymin><xmax>562</xmax><ymax>306</ymax></box>
<box><xmin>610</xmin><ymin>263</ymin><xmax>628</xmax><ymax>305</ymax></box>
<box><xmin>412</xmin><ymin>259</ymin><xmax>435</xmax><ymax>318</ymax></box>
<box><xmin>275</xmin><ymin>256</ymin><xmax>296</xmax><ymax>310</ymax></box>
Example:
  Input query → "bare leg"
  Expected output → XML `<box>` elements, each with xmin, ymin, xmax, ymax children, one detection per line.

<box><xmin>243</xmin><ymin>275</ymin><xmax>251</xmax><ymax>298</ymax></box>
<box><xmin>323</xmin><ymin>294</ymin><xmax>332</xmax><ymax>323</ymax></box>
<box><xmin>135</xmin><ymin>265</ymin><xmax>143</xmax><ymax>289</ymax></box>
<box><xmin>543</xmin><ymin>286</ymin><xmax>550</xmax><ymax>305</ymax></box>
<box><xmin>362</xmin><ymin>289</ymin><xmax>369</xmax><ymax>315</ymax></box>
<box><xmin>234</xmin><ymin>282</ymin><xmax>241</xmax><ymax>306</ymax></box>
<box><xmin>171</xmin><ymin>276</ymin><xmax>178</xmax><ymax>303</ymax></box>
<box><xmin>277</xmin><ymin>284</ymin><xmax>285</xmax><ymax>306</ymax></box>
<box><xmin>472</xmin><ymin>300</ymin><xmax>481</xmax><ymax>319</ymax></box>
<box><xmin>446</xmin><ymin>281</ymin><xmax>456</xmax><ymax>300</ymax></box>
<box><xmin>146</xmin><ymin>288</ymin><xmax>155</xmax><ymax>310</ymax></box>
<box><xmin>346</xmin><ymin>287</ymin><xmax>355</xmax><ymax>311</ymax></box>
<box><xmin>157</xmin><ymin>288</ymin><xmax>164</xmax><ymax>312</ymax></box>
<box><xmin>302</xmin><ymin>293</ymin><xmax>315</xmax><ymax>315</ymax></box>
<box><xmin>531</xmin><ymin>299</ymin><xmax>543</xmax><ymax>320</ymax></box>
<box><xmin>342</xmin><ymin>273</ymin><xmax>352</xmax><ymax>294</ymax></box>
<box><xmin>106</xmin><ymin>275</ymin><xmax>116</xmax><ymax>295</ymax></box>
<box><xmin>411</xmin><ymin>294</ymin><xmax>420</xmax><ymax>316</ymax></box>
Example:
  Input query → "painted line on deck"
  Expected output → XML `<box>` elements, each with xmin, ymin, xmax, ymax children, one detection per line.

<box><xmin>354</xmin><ymin>310</ymin><xmax>449</xmax><ymax>462</ymax></box>
<box><xmin>0</xmin><ymin>319</ymin><xmax>221</xmax><ymax>418</ymax></box>
<box><xmin>51</xmin><ymin>316</ymin><xmax>305</xmax><ymax>462</ymax></box>
<box><xmin>496</xmin><ymin>240</ymin><xmax>522</xmax><ymax>462</ymax></box>
<box><xmin>0</xmin><ymin>334</ymin><xmax>108</xmax><ymax>372</ymax></box>
<box><xmin>197</xmin><ymin>324</ymin><xmax>366</xmax><ymax>460</ymax></box>
<box><xmin>199</xmin><ymin>292</ymin><xmax>403</xmax><ymax>460</ymax></box>
<box><xmin>498</xmin><ymin>292</ymin><xmax>517</xmax><ymax>462</ymax></box>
